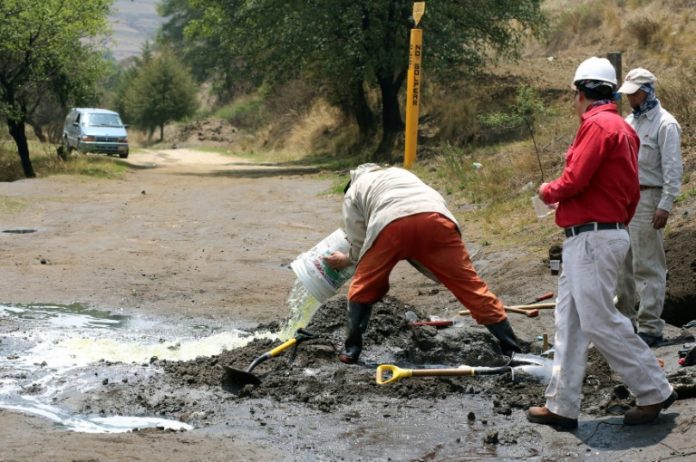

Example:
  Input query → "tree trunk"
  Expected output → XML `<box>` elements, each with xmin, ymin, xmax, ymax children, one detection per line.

<box><xmin>29</xmin><ymin>122</ymin><xmax>47</xmax><ymax>143</ymax></box>
<box><xmin>160</xmin><ymin>124</ymin><xmax>164</xmax><ymax>142</ymax></box>
<box><xmin>351</xmin><ymin>81</ymin><xmax>375</xmax><ymax>143</ymax></box>
<box><xmin>373</xmin><ymin>75</ymin><xmax>405</xmax><ymax>163</ymax></box>
<box><xmin>7</xmin><ymin>118</ymin><xmax>36</xmax><ymax>178</ymax></box>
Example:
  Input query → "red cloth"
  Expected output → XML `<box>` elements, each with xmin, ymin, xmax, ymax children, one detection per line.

<box><xmin>348</xmin><ymin>212</ymin><xmax>506</xmax><ymax>325</ymax></box>
<box><xmin>541</xmin><ymin>104</ymin><xmax>640</xmax><ymax>228</ymax></box>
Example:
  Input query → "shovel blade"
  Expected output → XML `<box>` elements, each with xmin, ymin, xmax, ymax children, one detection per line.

<box><xmin>509</xmin><ymin>353</ymin><xmax>553</xmax><ymax>384</ymax></box>
<box><xmin>222</xmin><ymin>365</ymin><xmax>261</xmax><ymax>386</ymax></box>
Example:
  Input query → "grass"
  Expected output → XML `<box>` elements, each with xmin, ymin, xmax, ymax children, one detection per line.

<box><xmin>0</xmin><ymin>142</ymin><xmax>130</xmax><ymax>182</ymax></box>
<box><xmin>676</xmin><ymin>185</ymin><xmax>696</xmax><ymax>204</ymax></box>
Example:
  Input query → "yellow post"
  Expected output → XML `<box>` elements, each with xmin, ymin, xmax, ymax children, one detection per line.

<box><xmin>403</xmin><ymin>2</ymin><xmax>425</xmax><ymax>170</ymax></box>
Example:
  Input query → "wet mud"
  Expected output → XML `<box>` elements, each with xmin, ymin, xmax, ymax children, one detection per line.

<box><xmin>75</xmin><ymin>296</ymin><xmax>631</xmax><ymax>434</ymax></box>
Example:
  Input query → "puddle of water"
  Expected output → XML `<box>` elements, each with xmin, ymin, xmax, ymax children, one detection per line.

<box><xmin>1</xmin><ymin>303</ymin><xmax>129</xmax><ymax>329</ymax></box>
<box><xmin>0</xmin><ymin>303</ymin><xmax>277</xmax><ymax>433</ymax></box>
<box><xmin>0</xmin><ymin>403</ymin><xmax>192</xmax><ymax>434</ymax></box>
<box><xmin>2</xmin><ymin>228</ymin><xmax>37</xmax><ymax>234</ymax></box>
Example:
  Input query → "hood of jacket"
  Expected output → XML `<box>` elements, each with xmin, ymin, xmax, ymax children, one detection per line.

<box><xmin>349</xmin><ymin>163</ymin><xmax>383</xmax><ymax>185</ymax></box>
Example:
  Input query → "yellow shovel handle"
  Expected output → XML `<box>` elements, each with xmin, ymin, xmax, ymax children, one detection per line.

<box><xmin>268</xmin><ymin>337</ymin><xmax>297</xmax><ymax>357</ymax></box>
<box><xmin>376</xmin><ymin>365</ymin><xmax>478</xmax><ymax>384</ymax></box>
<box><xmin>376</xmin><ymin>364</ymin><xmax>413</xmax><ymax>385</ymax></box>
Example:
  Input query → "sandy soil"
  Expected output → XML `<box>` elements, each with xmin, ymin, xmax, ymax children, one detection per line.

<box><xmin>2</xmin><ymin>148</ymin><xmax>696</xmax><ymax>461</ymax></box>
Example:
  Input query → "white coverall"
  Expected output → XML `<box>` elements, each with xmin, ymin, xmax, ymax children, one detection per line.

<box><xmin>617</xmin><ymin>102</ymin><xmax>682</xmax><ymax>337</ymax></box>
<box><xmin>546</xmin><ymin>229</ymin><xmax>674</xmax><ymax>419</ymax></box>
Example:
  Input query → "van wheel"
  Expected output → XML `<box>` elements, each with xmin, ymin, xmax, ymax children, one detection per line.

<box><xmin>119</xmin><ymin>151</ymin><xmax>129</xmax><ymax>159</ymax></box>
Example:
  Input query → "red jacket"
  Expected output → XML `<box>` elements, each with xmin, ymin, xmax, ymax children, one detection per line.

<box><xmin>541</xmin><ymin>103</ymin><xmax>640</xmax><ymax>228</ymax></box>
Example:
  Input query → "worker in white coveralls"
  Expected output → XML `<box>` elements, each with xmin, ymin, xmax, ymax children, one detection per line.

<box><xmin>527</xmin><ymin>57</ymin><xmax>675</xmax><ymax>429</ymax></box>
<box><xmin>615</xmin><ymin>67</ymin><xmax>683</xmax><ymax>347</ymax></box>
<box><xmin>323</xmin><ymin>163</ymin><xmax>521</xmax><ymax>364</ymax></box>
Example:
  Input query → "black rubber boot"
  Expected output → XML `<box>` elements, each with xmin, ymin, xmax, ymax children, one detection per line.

<box><xmin>485</xmin><ymin>319</ymin><xmax>522</xmax><ymax>357</ymax></box>
<box><xmin>338</xmin><ymin>302</ymin><xmax>373</xmax><ymax>364</ymax></box>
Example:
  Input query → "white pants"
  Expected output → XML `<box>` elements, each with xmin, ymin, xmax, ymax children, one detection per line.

<box><xmin>545</xmin><ymin>228</ymin><xmax>673</xmax><ymax>419</ymax></box>
<box><xmin>616</xmin><ymin>188</ymin><xmax>667</xmax><ymax>337</ymax></box>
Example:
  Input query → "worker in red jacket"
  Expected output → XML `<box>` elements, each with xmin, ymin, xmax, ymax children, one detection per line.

<box><xmin>527</xmin><ymin>57</ymin><xmax>675</xmax><ymax>429</ymax></box>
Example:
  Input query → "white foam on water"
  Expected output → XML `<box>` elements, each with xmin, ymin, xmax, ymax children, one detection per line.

<box><xmin>1</xmin><ymin>402</ymin><xmax>193</xmax><ymax>433</ymax></box>
<box><xmin>20</xmin><ymin>330</ymin><xmax>277</xmax><ymax>369</ymax></box>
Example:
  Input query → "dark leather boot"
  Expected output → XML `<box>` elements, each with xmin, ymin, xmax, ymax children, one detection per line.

<box><xmin>338</xmin><ymin>302</ymin><xmax>372</xmax><ymax>364</ymax></box>
<box><xmin>485</xmin><ymin>319</ymin><xmax>522</xmax><ymax>357</ymax></box>
<box><xmin>624</xmin><ymin>390</ymin><xmax>677</xmax><ymax>425</ymax></box>
<box><xmin>527</xmin><ymin>406</ymin><xmax>578</xmax><ymax>429</ymax></box>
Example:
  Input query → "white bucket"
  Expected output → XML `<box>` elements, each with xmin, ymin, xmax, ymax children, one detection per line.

<box><xmin>290</xmin><ymin>229</ymin><xmax>355</xmax><ymax>302</ymax></box>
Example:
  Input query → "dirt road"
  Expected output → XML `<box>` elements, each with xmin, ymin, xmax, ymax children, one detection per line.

<box><xmin>1</xmin><ymin>149</ymin><xmax>696</xmax><ymax>461</ymax></box>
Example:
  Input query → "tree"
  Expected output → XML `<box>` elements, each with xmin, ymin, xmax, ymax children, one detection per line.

<box><xmin>124</xmin><ymin>50</ymin><xmax>198</xmax><ymax>141</ymax></box>
<box><xmin>186</xmin><ymin>0</ymin><xmax>545</xmax><ymax>161</ymax></box>
<box><xmin>0</xmin><ymin>0</ymin><xmax>111</xmax><ymax>177</ymax></box>
<box><xmin>108</xmin><ymin>41</ymin><xmax>155</xmax><ymax>122</ymax></box>
<box><xmin>513</xmin><ymin>86</ymin><xmax>548</xmax><ymax>183</ymax></box>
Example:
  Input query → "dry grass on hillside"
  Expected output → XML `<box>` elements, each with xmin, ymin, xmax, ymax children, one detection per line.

<box><xmin>415</xmin><ymin>0</ymin><xmax>696</xmax><ymax>249</ymax></box>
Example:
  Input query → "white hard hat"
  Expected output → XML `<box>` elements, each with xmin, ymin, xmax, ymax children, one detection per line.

<box><xmin>572</xmin><ymin>57</ymin><xmax>617</xmax><ymax>87</ymax></box>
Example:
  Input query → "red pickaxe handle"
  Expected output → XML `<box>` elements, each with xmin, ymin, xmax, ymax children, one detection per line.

<box><xmin>411</xmin><ymin>320</ymin><xmax>454</xmax><ymax>328</ymax></box>
<box><xmin>458</xmin><ymin>306</ymin><xmax>542</xmax><ymax>318</ymax></box>
<box><xmin>530</xmin><ymin>291</ymin><xmax>554</xmax><ymax>304</ymax></box>
<box><xmin>505</xmin><ymin>306</ymin><xmax>539</xmax><ymax>318</ymax></box>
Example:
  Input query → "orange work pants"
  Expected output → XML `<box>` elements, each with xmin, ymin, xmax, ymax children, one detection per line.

<box><xmin>348</xmin><ymin>212</ymin><xmax>506</xmax><ymax>325</ymax></box>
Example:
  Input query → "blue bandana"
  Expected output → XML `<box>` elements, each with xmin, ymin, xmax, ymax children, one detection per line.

<box><xmin>632</xmin><ymin>83</ymin><xmax>659</xmax><ymax>117</ymax></box>
<box><xmin>589</xmin><ymin>99</ymin><xmax>614</xmax><ymax>109</ymax></box>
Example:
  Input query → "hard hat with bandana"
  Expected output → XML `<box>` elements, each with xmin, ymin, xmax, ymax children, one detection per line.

<box><xmin>572</xmin><ymin>57</ymin><xmax>618</xmax><ymax>89</ymax></box>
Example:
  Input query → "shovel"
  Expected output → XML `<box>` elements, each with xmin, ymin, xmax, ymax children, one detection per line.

<box><xmin>223</xmin><ymin>328</ymin><xmax>315</xmax><ymax>386</ymax></box>
<box><xmin>376</xmin><ymin>364</ymin><xmax>510</xmax><ymax>384</ymax></box>
<box><xmin>375</xmin><ymin>353</ymin><xmax>552</xmax><ymax>385</ymax></box>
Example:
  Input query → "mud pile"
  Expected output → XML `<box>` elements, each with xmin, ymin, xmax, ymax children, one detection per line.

<box><xmin>156</xmin><ymin>297</ymin><xmax>510</xmax><ymax>410</ymax></box>
<box><xmin>76</xmin><ymin>296</ymin><xmax>632</xmax><ymax>425</ymax></box>
<box><xmin>157</xmin><ymin>297</ymin><xmax>626</xmax><ymax>416</ymax></box>
<box><xmin>664</xmin><ymin>224</ymin><xmax>696</xmax><ymax>326</ymax></box>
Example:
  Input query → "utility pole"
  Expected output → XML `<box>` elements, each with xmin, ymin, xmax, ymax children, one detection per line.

<box><xmin>403</xmin><ymin>2</ymin><xmax>425</xmax><ymax>169</ymax></box>
<box><xmin>607</xmin><ymin>52</ymin><xmax>623</xmax><ymax>116</ymax></box>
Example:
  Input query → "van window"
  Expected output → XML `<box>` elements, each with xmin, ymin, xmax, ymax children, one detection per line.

<box><xmin>75</xmin><ymin>113</ymin><xmax>81</xmax><ymax>124</ymax></box>
<box><xmin>85</xmin><ymin>113</ymin><xmax>123</xmax><ymax>127</ymax></box>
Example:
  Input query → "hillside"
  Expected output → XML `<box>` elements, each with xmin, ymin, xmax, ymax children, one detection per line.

<box><xmin>108</xmin><ymin>0</ymin><xmax>163</xmax><ymax>61</ymax></box>
<box><xmin>485</xmin><ymin>0</ymin><xmax>696</xmax><ymax>325</ymax></box>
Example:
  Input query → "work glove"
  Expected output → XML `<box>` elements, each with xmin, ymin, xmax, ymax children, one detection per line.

<box><xmin>485</xmin><ymin>319</ymin><xmax>522</xmax><ymax>357</ymax></box>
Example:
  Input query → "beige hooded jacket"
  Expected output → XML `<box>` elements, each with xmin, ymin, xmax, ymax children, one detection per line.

<box><xmin>343</xmin><ymin>164</ymin><xmax>460</xmax><ymax>263</ymax></box>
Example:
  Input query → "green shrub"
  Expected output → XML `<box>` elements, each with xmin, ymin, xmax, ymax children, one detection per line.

<box><xmin>213</xmin><ymin>95</ymin><xmax>267</xmax><ymax>129</ymax></box>
<box><xmin>627</xmin><ymin>17</ymin><xmax>663</xmax><ymax>48</ymax></box>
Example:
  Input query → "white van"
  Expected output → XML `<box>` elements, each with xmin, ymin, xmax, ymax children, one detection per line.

<box><xmin>62</xmin><ymin>108</ymin><xmax>129</xmax><ymax>158</ymax></box>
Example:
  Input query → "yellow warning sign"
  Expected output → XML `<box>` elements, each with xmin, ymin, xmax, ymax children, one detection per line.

<box><xmin>413</xmin><ymin>2</ymin><xmax>425</xmax><ymax>26</ymax></box>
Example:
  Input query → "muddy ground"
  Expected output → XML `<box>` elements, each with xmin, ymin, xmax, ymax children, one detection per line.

<box><xmin>2</xmin><ymin>149</ymin><xmax>696</xmax><ymax>461</ymax></box>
